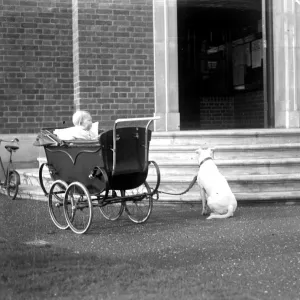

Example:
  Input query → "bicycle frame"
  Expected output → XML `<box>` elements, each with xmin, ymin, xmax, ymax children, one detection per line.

<box><xmin>0</xmin><ymin>138</ymin><xmax>19</xmax><ymax>187</ymax></box>
<box><xmin>0</xmin><ymin>152</ymin><xmax>13</xmax><ymax>187</ymax></box>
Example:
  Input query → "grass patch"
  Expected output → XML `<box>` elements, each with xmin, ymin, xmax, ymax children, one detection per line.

<box><xmin>0</xmin><ymin>239</ymin><xmax>278</xmax><ymax>300</ymax></box>
<box><xmin>0</xmin><ymin>240</ymin><xmax>154</xmax><ymax>299</ymax></box>
<box><xmin>0</xmin><ymin>240</ymin><xmax>207</xmax><ymax>300</ymax></box>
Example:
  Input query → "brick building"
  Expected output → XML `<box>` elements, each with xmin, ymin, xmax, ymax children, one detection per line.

<box><xmin>0</xmin><ymin>0</ymin><xmax>154</xmax><ymax>134</ymax></box>
<box><xmin>1</xmin><ymin>0</ymin><xmax>74</xmax><ymax>134</ymax></box>
<box><xmin>1</xmin><ymin>0</ymin><xmax>300</xmax><ymax>135</ymax></box>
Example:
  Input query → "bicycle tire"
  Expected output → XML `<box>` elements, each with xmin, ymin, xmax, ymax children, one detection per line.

<box><xmin>6</xmin><ymin>170</ymin><xmax>20</xmax><ymax>200</ymax></box>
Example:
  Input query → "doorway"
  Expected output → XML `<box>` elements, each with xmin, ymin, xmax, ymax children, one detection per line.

<box><xmin>177</xmin><ymin>0</ymin><xmax>270</xmax><ymax>130</ymax></box>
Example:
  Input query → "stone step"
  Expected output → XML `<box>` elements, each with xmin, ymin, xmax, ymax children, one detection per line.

<box><xmin>21</xmin><ymin>163</ymin><xmax>300</xmax><ymax>187</ymax></box>
<box><xmin>18</xmin><ymin>129</ymin><xmax>300</xmax><ymax>204</ymax></box>
<box><xmin>147</xmin><ymin>173</ymin><xmax>300</xmax><ymax>197</ymax></box>
<box><xmin>151</xmin><ymin>129</ymin><xmax>300</xmax><ymax>146</ymax></box>
<box><xmin>213</xmin><ymin>144</ymin><xmax>300</xmax><ymax>159</ymax></box>
<box><xmin>148</xmin><ymin>158</ymin><xmax>300</xmax><ymax>177</ymax></box>
<box><xmin>216</xmin><ymin>158</ymin><xmax>300</xmax><ymax>175</ymax></box>
<box><xmin>155</xmin><ymin>188</ymin><xmax>300</xmax><ymax>202</ymax></box>
<box><xmin>149</xmin><ymin>143</ymin><xmax>300</xmax><ymax>161</ymax></box>
<box><xmin>16</xmin><ymin>169</ymin><xmax>300</xmax><ymax>202</ymax></box>
<box><xmin>38</xmin><ymin>152</ymin><xmax>300</xmax><ymax>177</ymax></box>
<box><xmin>0</xmin><ymin>183</ymin><xmax>47</xmax><ymax>202</ymax></box>
<box><xmin>3</xmin><ymin>173</ymin><xmax>300</xmax><ymax>203</ymax></box>
<box><xmin>20</xmin><ymin>168</ymin><xmax>42</xmax><ymax>186</ymax></box>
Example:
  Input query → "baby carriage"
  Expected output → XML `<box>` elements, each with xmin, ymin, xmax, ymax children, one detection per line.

<box><xmin>34</xmin><ymin>117</ymin><xmax>161</xmax><ymax>234</ymax></box>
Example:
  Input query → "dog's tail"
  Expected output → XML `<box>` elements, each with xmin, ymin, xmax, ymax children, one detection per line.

<box><xmin>207</xmin><ymin>204</ymin><xmax>235</xmax><ymax>220</ymax></box>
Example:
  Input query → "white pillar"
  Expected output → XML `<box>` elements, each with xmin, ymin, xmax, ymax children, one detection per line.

<box><xmin>273</xmin><ymin>0</ymin><xmax>300</xmax><ymax>128</ymax></box>
<box><xmin>153</xmin><ymin>0</ymin><xmax>180</xmax><ymax>131</ymax></box>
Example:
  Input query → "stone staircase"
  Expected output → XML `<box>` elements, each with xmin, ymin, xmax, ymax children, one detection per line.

<box><xmin>5</xmin><ymin>128</ymin><xmax>300</xmax><ymax>203</ymax></box>
<box><xmin>147</xmin><ymin>129</ymin><xmax>300</xmax><ymax>203</ymax></box>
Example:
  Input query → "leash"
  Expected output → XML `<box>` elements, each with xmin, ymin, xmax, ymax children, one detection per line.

<box><xmin>157</xmin><ymin>175</ymin><xmax>198</xmax><ymax>196</ymax></box>
<box><xmin>155</xmin><ymin>157</ymin><xmax>212</xmax><ymax>196</ymax></box>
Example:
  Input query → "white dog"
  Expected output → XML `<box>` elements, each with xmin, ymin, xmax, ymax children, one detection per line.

<box><xmin>196</xmin><ymin>147</ymin><xmax>237</xmax><ymax>219</ymax></box>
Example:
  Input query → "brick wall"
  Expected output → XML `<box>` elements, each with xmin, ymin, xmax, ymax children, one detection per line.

<box><xmin>197</xmin><ymin>91</ymin><xmax>264</xmax><ymax>129</ymax></box>
<box><xmin>0</xmin><ymin>0</ymin><xmax>74</xmax><ymax>134</ymax></box>
<box><xmin>199</xmin><ymin>96</ymin><xmax>235</xmax><ymax>129</ymax></box>
<box><xmin>234</xmin><ymin>90</ymin><xmax>264</xmax><ymax>128</ymax></box>
<box><xmin>74</xmin><ymin>0</ymin><xmax>155</xmax><ymax>130</ymax></box>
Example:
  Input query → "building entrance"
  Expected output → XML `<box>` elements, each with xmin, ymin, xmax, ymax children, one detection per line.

<box><xmin>177</xmin><ymin>0</ymin><xmax>269</xmax><ymax>130</ymax></box>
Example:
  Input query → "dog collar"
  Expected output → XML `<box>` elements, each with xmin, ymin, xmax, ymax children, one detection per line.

<box><xmin>199</xmin><ymin>157</ymin><xmax>213</xmax><ymax>168</ymax></box>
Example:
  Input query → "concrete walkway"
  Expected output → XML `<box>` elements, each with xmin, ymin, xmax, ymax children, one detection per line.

<box><xmin>1</xmin><ymin>193</ymin><xmax>300</xmax><ymax>299</ymax></box>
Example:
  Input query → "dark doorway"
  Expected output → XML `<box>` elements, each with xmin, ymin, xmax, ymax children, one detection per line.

<box><xmin>178</xmin><ymin>0</ymin><xmax>267</xmax><ymax>130</ymax></box>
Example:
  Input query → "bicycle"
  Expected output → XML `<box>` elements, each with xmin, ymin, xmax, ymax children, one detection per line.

<box><xmin>0</xmin><ymin>138</ymin><xmax>20</xmax><ymax>200</ymax></box>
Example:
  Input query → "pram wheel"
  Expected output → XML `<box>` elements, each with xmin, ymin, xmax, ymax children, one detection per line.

<box><xmin>125</xmin><ymin>181</ymin><xmax>153</xmax><ymax>224</ymax></box>
<box><xmin>39</xmin><ymin>163</ymin><xmax>54</xmax><ymax>196</ymax></box>
<box><xmin>48</xmin><ymin>180</ymin><xmax>69</xmax><ymax>230</ymax></box>
<box><xmin>63</xmin><ymin>181</ymin><xmax>93</xmax><ymax>234</ymax></box>
<box><xmin>98</xmin><ymin>190</ymin><xmax>125</xmax><ymax>221</ymax></box>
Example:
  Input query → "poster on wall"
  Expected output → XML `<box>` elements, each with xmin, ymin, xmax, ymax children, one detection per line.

<box><xmin>251</xmin><ymin>39</ymin><xmax>262</xmax><ymax>68</ymax></box>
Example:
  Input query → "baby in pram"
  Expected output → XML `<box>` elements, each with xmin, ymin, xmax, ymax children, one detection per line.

<box><xmin>54</xmin><ymin>110</ymin><xmax>99</xmax><ymax>140</ymax></box>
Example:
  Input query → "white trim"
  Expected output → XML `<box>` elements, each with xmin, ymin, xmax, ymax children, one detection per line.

<box><xmin>164</xmin><ymin>0</ymin><xmax>169</xmax><ymax>131</ymax></box>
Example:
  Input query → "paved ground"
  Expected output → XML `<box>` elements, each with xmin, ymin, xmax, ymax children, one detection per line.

<box><xmin>1</xmin><ymin>194</ymin><xmax>300</xmax><ymax>299</ymax></box>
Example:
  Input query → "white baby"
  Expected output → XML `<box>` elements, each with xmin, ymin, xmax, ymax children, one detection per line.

<box><xmin>54</xmin><ymin>110</ymin><xmax>98</xmax><ymax>140</ymax></box>
<box><xmin>71</xmin><ymin>110</ymin><xmax>98</xmax><ymax>140</ymax></box>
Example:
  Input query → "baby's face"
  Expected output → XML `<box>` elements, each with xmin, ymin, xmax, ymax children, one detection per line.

<box><xmin>81</xmin><ymin>115</ymin><xmax>92</xmax><ymax>131</ymax></box>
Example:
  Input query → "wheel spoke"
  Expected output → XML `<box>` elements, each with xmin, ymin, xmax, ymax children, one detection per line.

<box><xmin>48</xmin><ymin>180</ymin><xmax>69</xmax><ymax>230</ymax></box>
<box><xmin>64</xmin><ymin>182</ymin><xmax>93</xmax><ymax>234</ymax></box>
<box><xmin>99</xmin><ymin>190</ymin><xmax>124</xmax><ymax>221</ymax></box>
<box><xmin>125</xmin><ymin>181</ymin><xmax>153</xmax><ymax>224</ymax></box>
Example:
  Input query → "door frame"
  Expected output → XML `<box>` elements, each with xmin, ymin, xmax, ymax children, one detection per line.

<box><xmin>262</xmin><ymin>0</ymin><xmax>275</xmax><ymax>128</ymax></box>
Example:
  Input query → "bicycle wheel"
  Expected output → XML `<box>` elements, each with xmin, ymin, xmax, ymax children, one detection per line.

<box><xmin>99</xmin><ymin>190</ymin><xmax>125</xmax><ymax>221</ymax></box>
<box><xmin>6</xmin><ymin>170</ymin><xmax>20</xmax><ymax>200</ymax></box>
<box><xmin>124</xmin><ymin>181</ymin><xmax>153</xmax><ymax>224</ymax></box>
<box><xmin>63</xmin><ymin>182</ymin><xmax>93</xmax><ymax>234</ymax></box>
<box><xmin>48</xmin><ymin>180</ymin><xmax>69</xmax><ymax>230</ymax></box>
<box><xmin>39</xmin><ymin>163</ymin><xmax>54</xmax><ymax>196</ymax></box>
